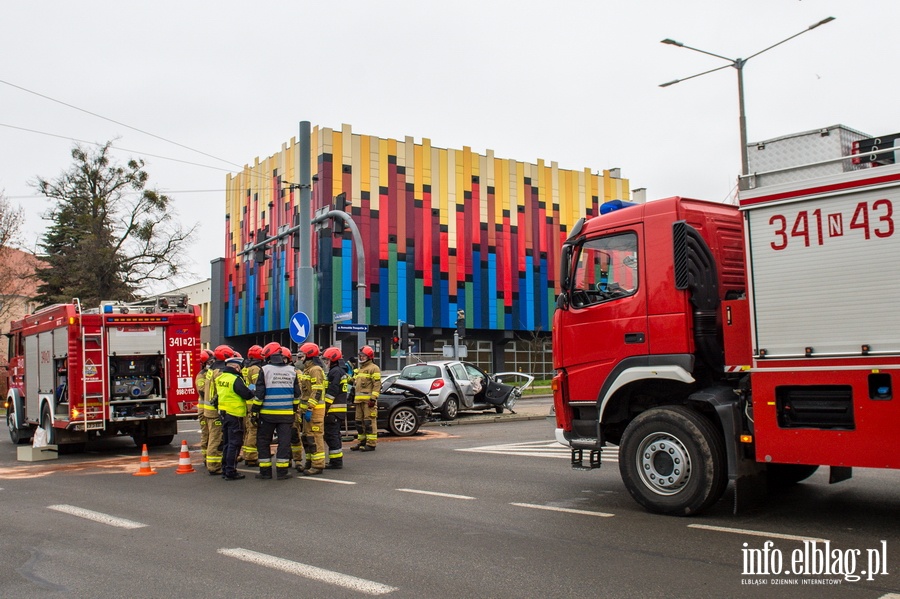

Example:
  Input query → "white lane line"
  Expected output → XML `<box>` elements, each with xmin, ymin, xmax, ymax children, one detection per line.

<box><xmin>298</xmin><ymin>477</ymin><xmax>356</xmax><ymax>485</ymax></box>
<box><xmin>511</xmin><ymin>502</ymin><xmax>614</xmax><ymax>518</ymax></box>
<box><xmin>219</xmin><ymin>548</ymin><xmax>397</xmax><ymax>595</ymax></box>
<box><xmin>397</xmin><ymin>488</ymin><xmax>476</xmax><ymax>500</ymax></box>
<box><xmin>47</xmin><ymin>504</ymin><xmax>147</xmax><ymax>529</ymax></box>
<box><xmin>688</xmin><ymin>524</ymin><xmax>827</xmax><ymax>543</ymax></box>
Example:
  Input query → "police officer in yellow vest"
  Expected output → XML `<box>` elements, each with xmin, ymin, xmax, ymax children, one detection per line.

<box><xmin>203</xmin><ymin>345</ymin><xmax>238</xmax><ymax>475</ymax></box>
<box><xmin>215</xmin><ymin>356</ymin><xmax>255</xmax><ymax>480</ymax></box>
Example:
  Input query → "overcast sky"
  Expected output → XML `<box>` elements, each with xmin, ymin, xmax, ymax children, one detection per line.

<box><xmin>2</xmin><ymin>1</ymin><xmax>897</xmax><ymax>290</ymax></box>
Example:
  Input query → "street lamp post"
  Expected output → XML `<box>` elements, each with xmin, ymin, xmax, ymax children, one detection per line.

<box><xmin>660</xmin><ymin>16</ymin><xmax>835</xmax><ymax>177</ymax></box>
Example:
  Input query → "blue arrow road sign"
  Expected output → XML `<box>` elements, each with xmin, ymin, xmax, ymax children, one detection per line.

<box><xmin>336</xmin><ymin>323</ymin><xmax>369</xmax><ymax>333</ymax></box>
<box><xmin>289</xmin><ymin>311</ymin><xmax>311</xmax><ymax>344</ymax></box>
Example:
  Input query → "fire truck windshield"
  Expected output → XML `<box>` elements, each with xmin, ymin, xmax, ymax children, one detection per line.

<box><xmin>571</xmin><ymin>232</ymin><xmax>638</xmax><ymax>307</ymax></box>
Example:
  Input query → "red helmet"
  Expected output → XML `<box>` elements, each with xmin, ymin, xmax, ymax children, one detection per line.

<box><xmin>323</xmin><ymin>346</ymin><xmax>342</xmax><ymax>363</ymax></box>
<box><xmin>298</xmin><ymin>342</ymin><xmax>320</xmax><ymax>359</ymax></box>
<box><xmin>199</xmin><ymin>349</ymin><xmax>214</xmax><ymax>363</ymax></box>
<box><xmin>214</xmin><ymin>345</ymin><xmax>236</xmax><ymax>361</ymax></box>
<box><xmin>261</xmin><ymin>342</ymin><xmax>282</xmax><ymax>359</ymax></box>
<box><xmin>232</xmin><ymin>351</ymin><xmax>243</xmax><ymax>360</ymax></box>
<box><xmin>280</xmin><ymin>347</ymin><xmax>292</xmax><ymax>359</ymax></box>
<box><xmin>358</xmin><ymin>345</ymin><xmax>375</xmax><ymax>361</ymax></box>
<box><xmin>248</xmin><ymin>345</ymin><xmax>263</xmax><ymax>360</ymax></box>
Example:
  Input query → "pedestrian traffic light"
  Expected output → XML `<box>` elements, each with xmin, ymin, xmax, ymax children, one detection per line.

<box><xmin>456</xmin><ymin>309</ymin><xmax>465</xmax><ymax>339</ymax></box>
<box><xmin>333</xmin><ymin>192</ymin><xmax>347</xmax><ymax>235</ymax></box>
<box><xmin>391</xmin><ymin>330</ymin><xmax>400</xmax><ymax>350</ymax></box>
<box><xmin>400</xmin><ymin>322</ymin><xmax>414</xmax><ymax>351</ymax></box>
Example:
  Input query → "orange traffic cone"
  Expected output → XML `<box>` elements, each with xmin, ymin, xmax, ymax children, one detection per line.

<box><xmin>175</xmin><ymin>440</ymin><xmax>196</xmax><ymax>474</ymax></box>
<box><xmin>133</xmin><ymin>444</ymin><xmax>157</xmax><ymax>476</ymax></box>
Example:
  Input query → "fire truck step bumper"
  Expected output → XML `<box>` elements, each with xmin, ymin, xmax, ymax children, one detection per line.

<box><xmin>571</xmin><ymin>447</ymin><xmax>602</xmax><ymax>470</ymax></box>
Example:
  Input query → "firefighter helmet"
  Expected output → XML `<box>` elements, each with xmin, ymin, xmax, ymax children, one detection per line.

<box><xmin>323</xmin><ymin>346</ymin><xmax>342</xmax><ymax>363</ymax></box>
<box><xmin>298</xmin><ymin>342</ymin><xmax>320</xmax><ymax>359</ymax></box>
<box><xmin>280</xmin><ymin>346</ymin><xmax>292</xmax><ymax>359</ymax></box>
<box><xmin>261</xmin><ymin>341</ymin><xmax>282</xmax><ymax>359</ymax></box>
<box><xmin>214</xmin><ymin>345</ymin><xmax>236</xmax><ymax>361</ymax></box>
<box><xmin>248</xmin><ymin>344</ymin><xmax>263</xmax><ymax>360</ymax></box>
<box><xmin>199</xmin><ymin>349</ymin><xmax>214</xmax><ymax>363</ymax></box>
<box><xmin>358</xmin><ymin>345</ymin><xmax>375</xmax><ymax>361</ymax></box>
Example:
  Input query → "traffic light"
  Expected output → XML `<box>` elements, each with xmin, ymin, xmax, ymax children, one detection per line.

<box><xmin>333</xmin><ymin>192</ymin><xmax>347</xmax><ymax>235</ymax></box>
<box><xmin>391</xmin><ymin>330</ymin><xmax>400</xmax><ymax>350</ymax></box>
<box><xmin>456</xmin><ymin>309</ymin><xmax>465</xmax><ymax>339</ymax></box>
<box><xmin>253</xmin><ymin>246</ymin><xmax>268</xmax><ymax>264</ymax></box>
<box><xmin>400</xmin><ymin>321</ymin><xmax>415</xmax><ymax>351</ymax></box>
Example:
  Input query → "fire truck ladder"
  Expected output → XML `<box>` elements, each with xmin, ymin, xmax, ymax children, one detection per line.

<box><xmin>74</xmin><ymin>298</ymin><xmax>107</xmax><ymax>432</ymax></box>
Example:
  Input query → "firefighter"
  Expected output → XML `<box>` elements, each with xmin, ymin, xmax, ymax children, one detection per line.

<box><xmin>322</xmin><ymin>346</ymin><xmax>349</xmax><ymax>470</ymax></box>
<box><xmin>195</xmin><ymin>349</ymin><xmax>214</xmax><ymax>467</ymax></box>
<box><xmin>351</xmin><ymin>345</ymin><xmax>381</xmax><ymax>452</ymax></box>
<box><xmin>251</xmin><ymin>342</ymin><xmax>301</xmax><ymax>480</ymax></box>
<box><xmin>203</xmin><ymin>345</ymin><xmax>237</xmax><ymax>475</ymax></box>
<box><xmin>291</xmin><ymin>352</ymin><xmax>309</xmax><ymax>472</ymax></box>
<box><xmin>239</xmin><ymin>344</ymin><xmax>263</xmax><ymax>467</ymax></box>
<box><xmin>215</xmin><ymin>356</ymin><xmax>255</xmax><ymax>480</ymax></box>
<box><xmin>297</xmin><ymin>342</ymin><xmax>327</xmax><ymax>476</ymax></box>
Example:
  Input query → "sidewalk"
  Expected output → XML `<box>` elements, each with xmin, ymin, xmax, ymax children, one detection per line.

<box><xmin>422</xmin><ymin>395</ymin><xmax>554</xmax><ymax>427</ymax></box>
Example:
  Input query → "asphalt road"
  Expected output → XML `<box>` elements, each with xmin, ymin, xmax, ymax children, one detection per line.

<box><xmin>2</xmin><ymin>407</ymin><xmax>899</xmax><ymax>599</ymax></box>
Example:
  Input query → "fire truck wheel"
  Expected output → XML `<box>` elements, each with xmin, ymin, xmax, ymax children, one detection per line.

<box><xmin>6</xmin><ymin>400</ymin><xmax>32</xmax><ymax>445</ymax></box>
<box><xmin>619</xmin><ymin>405</ymin><xmax>728</xmax><ymax>516</ymax></box>
<box><xmin>132</xmin><ymin>434</ymin><xmax>174</xmax><ymax>448</ymax></box>
<box><xmin>40</xmin><ymin>404</ymin><xmax>58</xmax><ymax>446</ymax></box>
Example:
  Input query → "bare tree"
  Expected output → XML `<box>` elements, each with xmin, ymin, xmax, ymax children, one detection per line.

<box><xmin>0</xmin><ymin>192</ymin><xmax>34</xmax><ymax>326</ymax></box>
<box><xmin>33</xmin><ymin>142</ymin><xmax>197</xmax><ymax>306</ymax></box>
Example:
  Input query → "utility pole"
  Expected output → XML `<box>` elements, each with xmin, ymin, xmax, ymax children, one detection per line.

<box><xmin>660</xmin><ymin>17</ymin><xmax>835</xmax><ymax>178</ymax></box>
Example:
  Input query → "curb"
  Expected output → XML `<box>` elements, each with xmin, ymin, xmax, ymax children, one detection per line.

<box><xmin>422</xmin><ymin>410</ymin><xmax>553</xmax><ymax>428</ymax></box>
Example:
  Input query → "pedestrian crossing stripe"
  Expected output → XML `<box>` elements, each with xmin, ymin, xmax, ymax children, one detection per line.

<box><xmin>457</xmin><ymin>440</ymin><xmax>619</xmax><ymax>463</ymax></box>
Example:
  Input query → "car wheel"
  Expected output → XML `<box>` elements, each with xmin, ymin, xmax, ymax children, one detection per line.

<box><xmin>440</xmin><ymin>396</ymin><xmax>459</xmax><ymax>421</ymax></box>
<box><xmin>388</xmin><ymin>406</ymin><xmax>420</xmax><ymax>436</ymax></box>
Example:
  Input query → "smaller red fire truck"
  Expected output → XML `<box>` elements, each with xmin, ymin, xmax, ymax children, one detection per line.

<box><xmin>5</xmin><ymin>295</ymin><xmax>201</xmax><ymax>451</ymax></box>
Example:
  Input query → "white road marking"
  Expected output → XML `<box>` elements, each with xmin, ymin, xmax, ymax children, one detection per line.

<box><xmin>458</xmin><ymin>440</ymin><xmax>619</xmax><ymax>462</ymax></box>
<box><xmin>397</xmin><ymin>488</ymin><xmax>476</xmax><ymax>500</ymax></box>
<box><xmin>688</xmin><ymin>524</ymin><xmax>827</xmax><ymax>543</ymax></box>
<box><xmin>511</xmin><ymin>502</ymin><xmax>614</xmax><ymax>517</ymax></box>
<box><xmin>219</xmin><ymin>548</ymin><xmax>397</xmax><ymax>595</ymax></box>
<box><xmin>298</xmin><ymin>476</ymin><xmax>356</xmax><ymax>485</ymax></box>
<box><xmin>47</xmin><ymin>504</ymin><xmax>147</xmax><ymax>529</ymax></box>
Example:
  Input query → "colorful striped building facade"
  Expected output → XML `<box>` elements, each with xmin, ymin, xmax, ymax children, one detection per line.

<box><xmin>223</xmin><ymin>124</ymin><xmax>629</xmax><ymax>354</ymax></box>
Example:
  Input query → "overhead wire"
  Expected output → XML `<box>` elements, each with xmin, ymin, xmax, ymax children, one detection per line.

<box><xmin>0</xmin><ymin>78</ymin><xmax>290</xmax><ymax>196</ymax></box>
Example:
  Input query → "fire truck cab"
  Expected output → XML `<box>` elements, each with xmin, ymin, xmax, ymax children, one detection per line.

<box><xmin>5</xmin><ymin>296</ymin><xmax>201</xmax><ymax>452</ymax></box>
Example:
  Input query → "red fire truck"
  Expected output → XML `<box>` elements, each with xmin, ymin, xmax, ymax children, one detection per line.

<box><xmin>552</xmin><ymin>160</ymin><xmax>900</xmax><ymax>515</ymax></box>
<box><xmin>5</xmin><ymin>295</ymin><xmax>201</xmax><ymax>452</ymax></box>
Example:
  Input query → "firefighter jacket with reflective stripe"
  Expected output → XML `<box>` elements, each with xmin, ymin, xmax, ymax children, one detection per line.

<box><xmin>241</xmin><ymin>360</ymin><xmax>262</xmax><ymax>390</ymax></box>
<box><xmin>325</xmin><ymin>362</ymin><xmax>349</xmax><ymax>414</ymax></box>
<box><xmin>215</xmin><ymin>369</ymin><xmax>255</xmax><ymax>417</ymax></box>
<box><xmin>353</xmin><ymin>361</ymin><xmax>381</xmax><ymax>402</ymax></box>
<box><xmin>203</xmin><ymin>362</ymin><xmax>226</xmax><ymax>416</ymax></box>
<box><xmin>196</xmin><ymin>366</ymin><xmax>215</xmax><ymax>411</ymax></box>
<box><xmin>252</xmin><ymin>363</ymin><xmax>301</xmax><ymax>417</ymax></box>
<box><xmin>299</xmin><ymin>359</ymin><xmax>326</xmax><ymax>410</ymax></box>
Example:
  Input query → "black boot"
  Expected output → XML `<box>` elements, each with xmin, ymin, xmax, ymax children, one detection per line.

<box><xmin>350</xmin><ymin>443</ymin><xmax>366</xmax><ymax>451</ymax></box>
<box><xmin>255</xmin><ymin>466</ymin><xmax>272</xmax><ymax>480</ymax></box>
<box><xmin>276</xmin><ymin>467</ymin><xmax>293</xmax><ymax>480</ymax></box>
<box><xmin>326</xmin><ymin>458</ymin><xmax>343</xmax><ymax>470</ymax></box>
